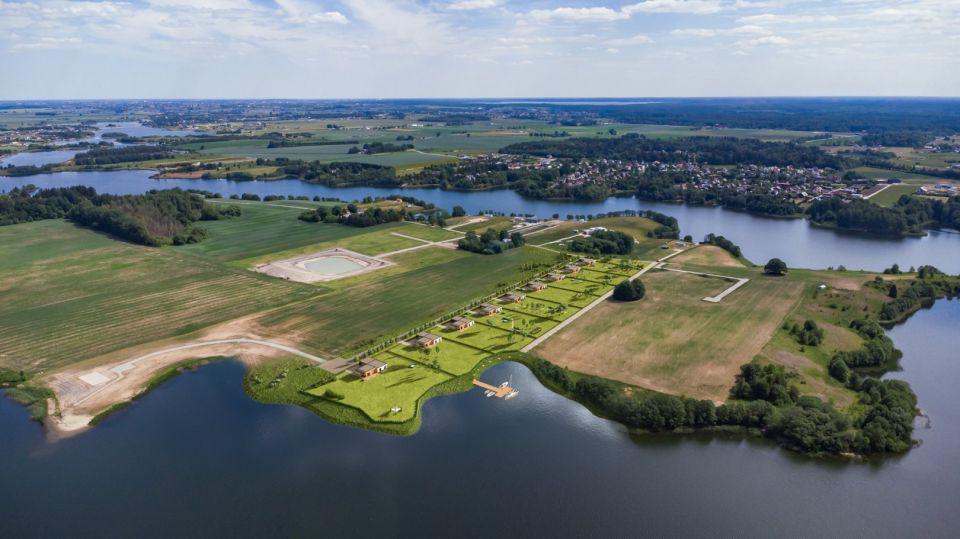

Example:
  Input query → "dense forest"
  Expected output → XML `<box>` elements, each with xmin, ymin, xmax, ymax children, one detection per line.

<box><xmin>807</xmin><ymin>195</ymin><xmax>960</xmax><ymax>236</ymax></box>
<box><xmin>74</xmin><ymin>145</ymin><xmax>176</xmax><ymax>166</ymax></box>
<box><xmin>0</xmin><ymin>185</ymin><xmax>237</xmax><ymax>245</ymax></box>
<box><xmin>531</xmin><ymin>98</ymin><xmax>960</xmax><ymax>135</ymax></box>
<box><xmin>276</xmin><ymin>161</ymin><xmax>400</xmax><ymax>186</ymax></box>
<box><xmin>501</xmin><ymin>133</ymin><xmax>844</xmax><ymax>169</ymax></box>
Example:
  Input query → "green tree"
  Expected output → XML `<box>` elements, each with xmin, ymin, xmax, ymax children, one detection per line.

<box><xmin>613</xmin><ymin>279</ymin><xmax>644</xmax><ymax>301</ymax></box>
<box><xmin>764</xmin><ymin>258</ymin><xmax>788</xmax><ymax>275</ymax></box>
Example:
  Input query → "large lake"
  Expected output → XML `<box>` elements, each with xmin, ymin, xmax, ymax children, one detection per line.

<box><xmin>2</xmin><ymin>170</ymin><xmax>958</xmax><ymax>272</ymax></box>
<box><xmin>0</xmin><ymin>123</ymin><xmax>207</xmax><ymax>167</ymax></box>
<box><xmin>2</xmin><ymin>300</ymin><xmax>958</xmax><ymax>537</ymax></box>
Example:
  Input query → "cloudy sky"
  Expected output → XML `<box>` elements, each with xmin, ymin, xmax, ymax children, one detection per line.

<box><xmin>0</xmin><ymin>0</ymin><xmax>957</xmax><ymax>99</ymax></box>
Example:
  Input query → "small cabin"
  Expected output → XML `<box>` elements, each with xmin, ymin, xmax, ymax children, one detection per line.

<box><xmin>350</xmin><ymin>358</ymin><xmax>388</xmax><ymax>380</ymax></box>
<box><xmin>562</xmin><ymin>265</ymin><xmax>581</xmax><ymax>274</ymax></box>
<box><xmin>500</xmin><ymin>292</ymin><xmax>526</xmax><ymax>304</ymax></box>
<box><xmin>525</xmin><ymin>281</ymin><xmax>548</xmax><ymax>292</ymax></box>
<box><xmin>474</xmin><ymin>303</ymin><xmax>503</xmax><ymax>316</ymax></box>
<box><xmin>544</xmin><ymin>273</ymin><xmax>564</xmax><ymax>282</ymax></box>
<box><xmin>445</xmin><ymin>316</ymin><xmax>475</xmax><ymax>332</ymax></box>
<box><xmin>413</xmin><ymin>332</ymin><xmax>442</xmax><ymax>348</ymax></box>
<box><xmin>578</xmin><ymin>258</ymin><xmax>596</xmax><ymax>266</ymax></box>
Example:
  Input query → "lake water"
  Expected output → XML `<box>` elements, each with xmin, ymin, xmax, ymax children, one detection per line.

<box><xmin>1</xmin><ymin>123</ymin><xmax>207</xmax><ymax>168</ymax></box>
<box><xmin>2</xmin><ymin>300</ymin><xmax>958</xmax><ymax>538</ymax></box>
<box><xmin>2</xmin><ymin>170</ymin><xmax>959</xmax><ymax>272</ymax></box>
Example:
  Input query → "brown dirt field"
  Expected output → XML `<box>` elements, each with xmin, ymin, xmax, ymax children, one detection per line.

<box><xmin>670</xmin><ymin>245</ymin><xmax>745</xmax><ymax>268</ymax></box>
<box><xmin>536</xmin><ymin>270</ymin><xmax>805</xmax><ymax>402</ymax></box>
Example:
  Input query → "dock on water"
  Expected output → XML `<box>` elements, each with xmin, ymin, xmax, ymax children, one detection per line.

<box><xmin>473</xmin><ymin>379</ymin><xmax>519</xmax><ymax>399</ymax></box>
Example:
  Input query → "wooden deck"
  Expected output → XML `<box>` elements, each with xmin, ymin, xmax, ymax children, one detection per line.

<box><xmin>473</xmin><ymin>379</ymin><xmax>517</xmax><ymax>398</ymax></box>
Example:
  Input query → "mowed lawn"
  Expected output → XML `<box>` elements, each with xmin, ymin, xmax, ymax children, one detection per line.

<box><xmin>307</xmin><ymin>355</ymin><xmax>453</xmax><ymax>422</ymax></box>
<box><xmin>255</xmin><ymin>246</ymin><xmax>560</xmax><ymax>356</ymax></box>
<box><xmin>0</xmin><ymin>220</ymin><xmax>316</xmax><ymax>372</ymax></box>
<box><xmin>536</xmin><ymin>268</ymin><xmax>805</xmax><ymax>402</ymax></box>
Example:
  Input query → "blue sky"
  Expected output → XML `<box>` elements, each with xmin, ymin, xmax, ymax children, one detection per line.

<box><xmin>0</xmin><ymin>0</ymin><xmax>956</xmax><ymax>98</ymax></box>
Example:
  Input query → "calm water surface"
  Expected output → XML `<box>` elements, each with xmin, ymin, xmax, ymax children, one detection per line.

<box><xmin>1</xmin><ymin>300</ymin><xmax>958</xmax><ymax>538</ymax></box>
<box><xmin>2</xmin><ymin>170</ymin><xmax>958</xmax><ymax>272</ymax></box>
<box><xmin>1</xmin><ymin>123</ymin><xmax>207</xmax><ymax>167</ymax></box>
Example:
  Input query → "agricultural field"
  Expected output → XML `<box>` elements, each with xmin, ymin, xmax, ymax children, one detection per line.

<box><xmin>174</xmin><ymin>202</ymin><xmax>370</xmax><ymax>262</ymax></box>
<box><xmin>254</xmin><ymin>246</ymin><xmax>563</xmax><ymax>356</ymax></box>
<box><xmin>667</xmin><ymin>245</ymin><xmax>750</xmax><ymax>268</ymax></box>
<box><xmin>536</xmin><ymin>264</ymin><xmax>806</xmax><ymax>402</ymax></box>
<box><xmin>0</xmin><ymin>220</ymin><xmax>317</xmax><ymax>372</ymax></box>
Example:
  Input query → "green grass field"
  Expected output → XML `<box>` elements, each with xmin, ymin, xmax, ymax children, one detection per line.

<box><xmin>869</xmin><ymin>185</ymin><xmax>919</xmax><ymax>207</ymax></box>
<box><xmin>0</xmin><ymin>221</ymin><xmax>317</xmax><ymax>372</ymax></box>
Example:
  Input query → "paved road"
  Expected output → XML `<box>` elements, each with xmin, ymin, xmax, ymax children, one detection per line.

<box><xmin>75</xmin><ymin>339</ymin><xmax>328</xmax><ymax>405</ymax></box>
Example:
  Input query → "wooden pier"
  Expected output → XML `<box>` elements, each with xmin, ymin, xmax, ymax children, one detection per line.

<box><xmin>472</xmin><ymin>379</ymin><xmax>518</xmax><ymax>399</ymax></box>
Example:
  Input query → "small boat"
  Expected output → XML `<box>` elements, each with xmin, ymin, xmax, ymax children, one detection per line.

<box><xmin>504</xmin><ymin>390</ymin><xmax>519</xmax><ymax>400</ymax></box>
<box><xmin>484</xmin><ymin>390</ymin><xmax>496</xmax><ymax>398</ymax></box>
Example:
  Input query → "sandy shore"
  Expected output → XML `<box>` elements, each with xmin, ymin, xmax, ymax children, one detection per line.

<box><xmin>39</xmin><ymin>320</ymin><xmax>325</xmax><ymax>439</ymax></box>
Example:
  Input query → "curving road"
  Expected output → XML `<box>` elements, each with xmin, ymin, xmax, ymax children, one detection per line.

<box><xmin>74</xmin><ymin>339</ymin><xmax>328</xmax><ymax>405</ymax></box>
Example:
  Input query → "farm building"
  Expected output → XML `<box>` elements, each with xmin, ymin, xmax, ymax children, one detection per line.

<box><xmin>474</xmin><ymin>303</ymin><xmax>503</xmax><ymax>316</ymax></box>
<box><xmin>562</xmin><ymin>265</ymin><xmax>581</xmax><ymax>274</ymax></box>
<box><xmin>525</xmin><ymin>281</ymin><xmax>548</xmax><ymax>292</ymax></box>
<box><xmin>578</xmin><ymin>258</ymin><xmax>596</xmax><ymax>266</ymax></box>
<box><xmin>413</xmin><ymin>332</ymin><xmax>442</xmax><ymax>348</ymax></box>
<box><xmin>349</xmin><ymin>358</ymin><xmax>388</xmax><ymax>381</ymax></box>
<box><xmin>544</xmin><ymin>273</ymin><xmax>565</xmax><ymax>282</ymax></box>
<box><xmin>445</xmin><ymin>316</ymin><xmax>475</xmax><ymax>331</ymax></box>
<box><xmin>500</xmin><ymin>292</ymin><xmax>526</xmax><ymax>304</ymax></box>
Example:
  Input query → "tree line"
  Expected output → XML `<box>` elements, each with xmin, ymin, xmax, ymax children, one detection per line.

<box><xmin>501</xmin><ymin>133</ymin><xmax>844</xmax><ymax>169</ymax></box>
<box><xmin>0</xmin><ymin>185</ymin><xmax>238</xmax><ymax>246</ymax></box>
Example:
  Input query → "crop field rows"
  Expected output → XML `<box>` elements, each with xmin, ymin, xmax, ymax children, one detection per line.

<box><xmin>0</xmin><ymin>221</ymin><xmax>316</xmax><ymax>371</ymax></box>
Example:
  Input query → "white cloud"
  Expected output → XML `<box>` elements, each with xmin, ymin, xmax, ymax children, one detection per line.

<box><xmin>605</xmin><ymin>33</ymin><xmax>654</xmax><ymax>46</ymax></box>
<box><xmin>275</xmin><ymin>0</ymin><xmax>348</xmax><ymax>24</ymax></box>
<box><xmin>670</xmin><ymin>28</ymin><xmax>717</xmax><ymax>37</ymax></box>
<box><xmin>528</xmin><ymin>7</ymin><xmax>630</xmax><ymax>22</ymax></box>
<box><xmin>624</xmin><ymin>0</ymin><xmax>726</xmax><ymax>15</ymax></box>
<box><xmin>446</xmin><ymin>0</ymin><xmax>500</xmax><ymax>10</ymax></box>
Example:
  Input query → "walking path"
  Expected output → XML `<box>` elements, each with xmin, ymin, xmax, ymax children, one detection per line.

<box><xmin>658</xmin><ymin>267</ymin><xmax>750</xmax><ymax>303</ymax></box>
<box><xmin>376</xmin><ymin>232</ymin><xmax>459</xmax><ymax>257</ymax></box>
<box><xmin>74</xmin><ymin>339</ymin><xmax>328</xmax><ymax>406</ymax></box>
<box><xmin>535</xmin><ymin>233</ymin><xmax>580</xmax><ymax>246</ymax></box>
<box><xmin>863</xmin><ymin>183</ymin><xmax>893</xmax><ymax>200</ymax></box>
<box><xmin>521</xmin><ymin>249</ymin><xmax>687</xmax><ymax>352</ymax></box>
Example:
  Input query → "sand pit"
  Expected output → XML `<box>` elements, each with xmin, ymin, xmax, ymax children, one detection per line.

<box><xmin>254</xmin><ymin>248</ymin><xmax>392</xmax><ymax>283</ymax></box>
